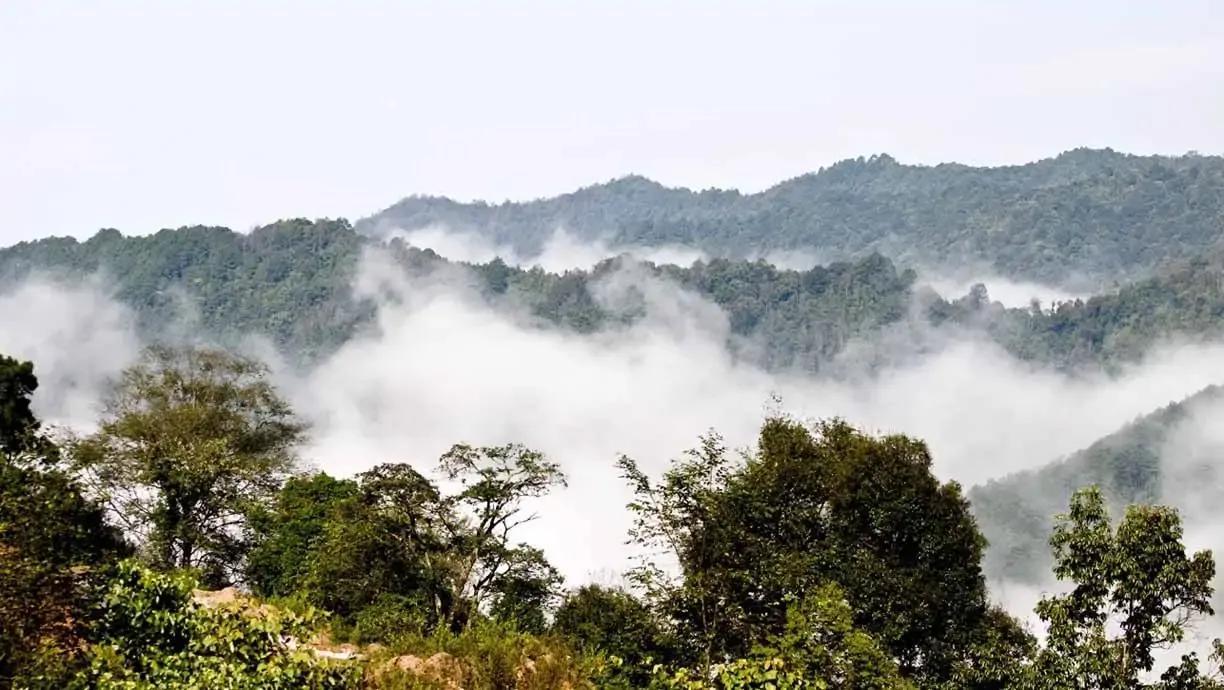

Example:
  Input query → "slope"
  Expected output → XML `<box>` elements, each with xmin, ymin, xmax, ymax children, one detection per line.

<box><xmin>970</xmin><ymin>385</ymin><xmax>1224</xmax><ymax>584</ymax></box>
<box><xmin>359</xmin><ymin>149</ymin><xmax>1224</xmax><ymax>286</ymax></box>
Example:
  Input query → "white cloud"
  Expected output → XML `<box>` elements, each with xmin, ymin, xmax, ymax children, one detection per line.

<box><xmin>286</xmin><ymin>250</ymin><xmax>1224</xmax><ymax>582</ymax></box>
<box><xmin>0</xmin><ymin>277</ymin><xmax>141</xmax><ymax>428</ymax></box>
<box><xmin>393</xmin><ymin>225</ymin><xmax>706</xmax><ymax>270</ymax></box>
<box><xmin>6</xmin><ymin>259</ymin><xmax>1224</xmax><ymax>595</ymax></box>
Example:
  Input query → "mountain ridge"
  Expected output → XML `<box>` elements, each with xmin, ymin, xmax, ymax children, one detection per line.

<box><xmin>359</xmin><ymin>148</ymin><xmax>1224</xmax><ymax>287</ymax></box>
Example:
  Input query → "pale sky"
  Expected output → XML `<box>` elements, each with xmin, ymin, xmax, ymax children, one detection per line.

<box><xmin>1</xmin><ymin>0</ymin><xmax>1221</xmax><ymax>243</ymax></box>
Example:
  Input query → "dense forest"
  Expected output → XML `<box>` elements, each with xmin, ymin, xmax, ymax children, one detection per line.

<box><xmin>360</xmin><ymin>149</ymin><xmax>1224</xmax><ymax>286</ymax></box>
<box><xmin>6</xmin><ymin>347</ymin><xmax>1224</xmax><ymax>689</ymax></box>
<box><xmin>5</xmin><ymin>219</ymin><xmax>1224</xmax><ymax>372</ymax></box>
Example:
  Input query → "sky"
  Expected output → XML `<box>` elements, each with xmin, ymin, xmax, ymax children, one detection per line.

<box><xmin>1</xmin><ymin>0</ymin><xmax>1222</xmax><ymax>243</ymax></box>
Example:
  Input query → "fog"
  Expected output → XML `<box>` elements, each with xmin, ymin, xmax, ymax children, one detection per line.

<box><xmin>393</xmin><ymin>223</ymin><xmax>1094</xmax><ymax>311</ymax></box>
<box><xmin>4</xmin><ymin>251</ymin><xmax>1224</xmax><ymax>626</ymax></box>
<box><xmin>0</xmin><ymin>277</ymin><xmax>141</xmax><ymax>429</ymax></box>
<box><xmin>920</xmin><ymin>274</ymin><xmax>1089</xmax><ymax>310</ymax></box>
<box><xmin>392</xmin><ymin>224</ymin><xmax>707</xmax><ymax>272</ymax></box>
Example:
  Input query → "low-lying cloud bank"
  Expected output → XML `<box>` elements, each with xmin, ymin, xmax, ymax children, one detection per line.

<box><xmin>0</xmin><ymin>277</ymin><xmax>141</xmax><ymax>429</ymax></box>
<box><xmin>3</xmin><ymin>253</ymin><xmax>1224</xmax><ymax>612</ymax></box>
<box><xmin>394</xmin><ymin>223</ymin><xmax>1087</xmax><ymax>309</ymax></box>
<box><xmin>392</xmin><ymin>224</ymin><xmax>708</xmax><ymax>272</ymax></box>
<box><xmin>920</xmin><ymin>274</ymin><xmax>1088</xmax><ymax>309</ymax></box>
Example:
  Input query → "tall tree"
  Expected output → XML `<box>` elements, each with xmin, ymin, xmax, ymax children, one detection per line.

<box><xmin>74</xmin><ymin>346</ymin><xmax>304</xmax><ymax>584</ymax></box>
<box><xmin>621</xmin><ymin>418</ymin><xmax>999</xmax><ymax>684</ymax></box>
<box><xmin>301</xmin><ymin>463</ymin><xmax>455</xmax><ymax>625</ymax></box>
<box><xmin>0</xmin><ymin>353</ymin><xmax>44</xmax><ymax>457</ymax></box>
<box><xmin>243</xmin><ymin>472</ymin><xmax>359</xmax><ymax>598</ymax></box>
<box><xmin>486</xmin><ymin>544</ymin><xmax>563</xmax><ymax>634</ymax></box>
<box><xmin>1030</xmin><ymin>486</ymin><xmax>1218</xmax><ymax>688</ymax></box>
<box><xmin>0</xmin><ymin>354</ymin><xmax>127</xmax><ymax>684</ymax></box>
<box><xmin>439</xmin><ymin>443</ymin><xmax>566</xmax><ymax>628</ymax></box>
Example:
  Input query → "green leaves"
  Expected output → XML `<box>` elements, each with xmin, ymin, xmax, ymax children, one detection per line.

<box><xmin>74</xmin><ymin>346</ymin><xmax>305</xmax><ymax>585</ymax></box>
<box><xmin>1032</xmin><ymin>486</ymin><xmax>1218</xmax><ymax>688</ymax></box>
<box><xmin>622</xmin><ymin>419</ymin><xmax>995</xmax><ymax>684</ymax></box>
<box><xmin>81</xmin><ymin>560</ymin><xmax>359</xmax><ymax>689</ymax></box>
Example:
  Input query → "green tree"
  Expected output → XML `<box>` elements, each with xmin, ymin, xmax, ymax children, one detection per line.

<box><xmin>650</xmin><ymin>585</ymin><xmax>910</xmax><ymax>689</ymax></box>
<box><xmin>74</xmin><ymin>346</ymin><xmax>305</xmax><ymax>585</ymax></box>
<box><xmin>621</xmin><ymin>419</ymin><xmax>998</xmax><ymax>684</ymax></box>
<box><xmin>0</xmin><ymin>355</ymin><xmax>127</xmax><ymax>685</ymax></box>
<box><xmin>1029</xmin><ymin>486</ymin><xmax>1218</xmax><ymax>688</ymax></box>
<box><xmin>301</xmin><ymin>463</ymin><xmax>453</xmax><ymax>627</ymax></box>
<box><xmin>244</xmin><ymin>472</ymin><xmax>359</xmax><ymax>598</ymax></box>
<box><xmin>0</xmin><ymin>353</ymin><xmax>45</xmax><ymax>457</ymax></box>
<box><xmin>486</xmin><ymin>545</ymin><xmax>563</xmax><ymax>634</ymax></box>
<box><xmin>553</xmin><ymin>584</ymin><xmax>676</xmax><ymax>687</ymax></box>
<box><xmin>438</xmin><ymin>443</ymin><xmax>567</xmax><ymax>629</ymax></box>
<box><xmin>241</xmin><ymin>449</ymin><xmax>568</xmax><ymax>641</ymax></box>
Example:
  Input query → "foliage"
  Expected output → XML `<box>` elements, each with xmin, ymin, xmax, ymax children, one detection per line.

<box><xmin>438</xmin><ymin>443</ymin><xmax>567</xmax><ymax>629</ymax></box>
<box><xmin>649</xmin><ymin>584</ymin><xmax>909</xmax><ymax>689</ymax></box>
<box><xmin>620</xmin><ymin>419</ymin><xmax>995</xmax><ymax>684</ymax></box>
<box><xmin>0</xmin><ymin>354</ymin><xmax>41</xmax><ymax>456</ymax></box>
<box><xmin>0</xmin><ymin>354</ymin><xmax>127</xmax><ymax>685</ymax></box>
<box><xmin>485</xmin><ymin>546</ymin><xmax>562</xmax><ymax>635</ymax></box>
<box><xmin>296</xmin><ymin>462</ymin><xmax>452</xmax><ymax>627</ymax></box>
<box><xmin>1027</xmin><ymin>487</ymin><xmax>1218</xmax><ymax>688</ymax></box>
<box><xmin>363</xmin><ymin>149</ymin><xmax>1224</xmax><ymax>286</ymax></box>
<box><xmin>73</xmin><ymin>346</ymin><xmax>305</xmax><ymax>585</ymax></box>
<box><xmin>10</xmin><ymin>209</ymin><xmax>1224</xmax><ymax>374</ymax></box>
<box><xmin>74</xmin><ymin>559</ymin><xmax>358</xmax><ymax>689</ymax></box>
<box><xmin>246</xmin><ymin>447</ymin><xmax>567</xmax><ymax>642</ymax></box>
<box><xmin>552</xmin><ymin>584</ymin><xmax>677</xmax><ymax>687</ymax></box>
<box><xmin>245</xmin><ymin>473</ymin><xmax>360</xmax><ymax>598</ymax></box>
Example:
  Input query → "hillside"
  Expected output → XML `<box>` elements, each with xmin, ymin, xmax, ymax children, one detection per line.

<box><xmin>970</xmin><ymin>385</ymin><xmax>1224</xmax><ymax>584</ymax></box>
<box><xmin>360</xmin><ymin>149</ymin><xmax>1224</xmax><ymax>287</ymax></box>
<box><xmin>6</xmin><ymin>220</ymin><xmax>1224</xmax><ymax>371</ymax></box>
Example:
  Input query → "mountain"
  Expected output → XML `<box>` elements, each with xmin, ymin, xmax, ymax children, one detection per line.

<box><xmin>359</xmin><ymin>149</ymin><xmax>1224</xmax><ymax>287</ymax></box>
<box><xmin>6</xmin><ymin>219</ymin><xmax>1224</xmax><ymax>371</ymax></box>
<box><xmin>970</xmin><ymin>385</ymin><xmax>1224</xmax><ymax>584</ymax></box>
<box><xmin>0</xmin><ymin>220</ymin><xmax>915</xmax><ymax>368</ymax></box>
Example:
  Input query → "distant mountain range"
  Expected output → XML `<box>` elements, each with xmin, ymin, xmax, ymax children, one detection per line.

<box><xmin>360</xmin><ymin>149</ymin><xmax>1224</xmax><ymax>287</ymax></box>
<box><xmin>4</xmin><ymin>216</ymin><xmax>1224</xmax><ymax>371</ymax></box>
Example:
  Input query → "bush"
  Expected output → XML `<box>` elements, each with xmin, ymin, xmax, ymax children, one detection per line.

<box><xmin>74</xmin><ymin>560</ymin><xmax>360</xmax><ymax>689</ymax></box>
<box><xmin>354</xmin><ymin>594</ymin><xmax>430</xmax><ymax>645</ymax></box>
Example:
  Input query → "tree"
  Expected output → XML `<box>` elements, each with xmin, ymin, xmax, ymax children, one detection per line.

<box><xmin>621</xmin><ymin>419</ymin><xmax>998</xmax><ymax>684</ymax></box>
<box><xmin>1029</xmin><ymin>486</ymin><xmax>1218</xmax><ymax>688</ymax></box>
<box><xmin>240</xmin><ymin>449</ymin><xmax>567</xmax><ymax>640</ymax></box>
<box><xmin>486</xmin><ymin>545</ymin><xmax>563</xmax><ymax>634</ymax></box>
<box><xmin>618</xmin><ymin>430</ymin><xmax>734</xmax><ymax>673</ymax></box>
<box><xmin>74</xmin><ymin>346</ymin><xmax>305</xmax><ymax>584</ymax></box>
<box><xmin>0</xmin><ymin>353</ymin><xmax>46</xmax><ymax>457</ymax></box>
<box><xmin>553</xmin><ymin>584</ymin><xmax>677</xmax><ymax>688</ymax></box>
<box><xmin>651</xmin><ymin>585</ymin><xmax>911</xmax><ymax>689</ymax></box>
<box><xmin>302</xmin><ymin>463</ymin><xmax>454</xmax><ymax>627</ymax></box>
<box><xmin>0</xmin><ymin>354</ymin><xmax>127</xmax><ymax>685</ymax></box>
<box><xmin>438</xmin><ymin>443</ymin><xmax>566</xmax><ymax>628</ymax></box>
<box><xmin>243</xmin><ymin>472</ymin><xmax>359</xmax><ymax>598</ymax></box>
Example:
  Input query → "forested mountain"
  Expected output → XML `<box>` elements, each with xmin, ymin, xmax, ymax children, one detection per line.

<box><xmin>360</xmin><ymin>149</ymin><xmax>1224</xmax><ymax>287</ymax></box>
<box><xmin>6</xmin><ymin>219</ymin><xmax>1224</xmax><ymax>371</ymax></box>
<box><xmin>970</xmin><ymin>385</ymin><xmax>1224</xmax><ymax>584</ymax></box>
